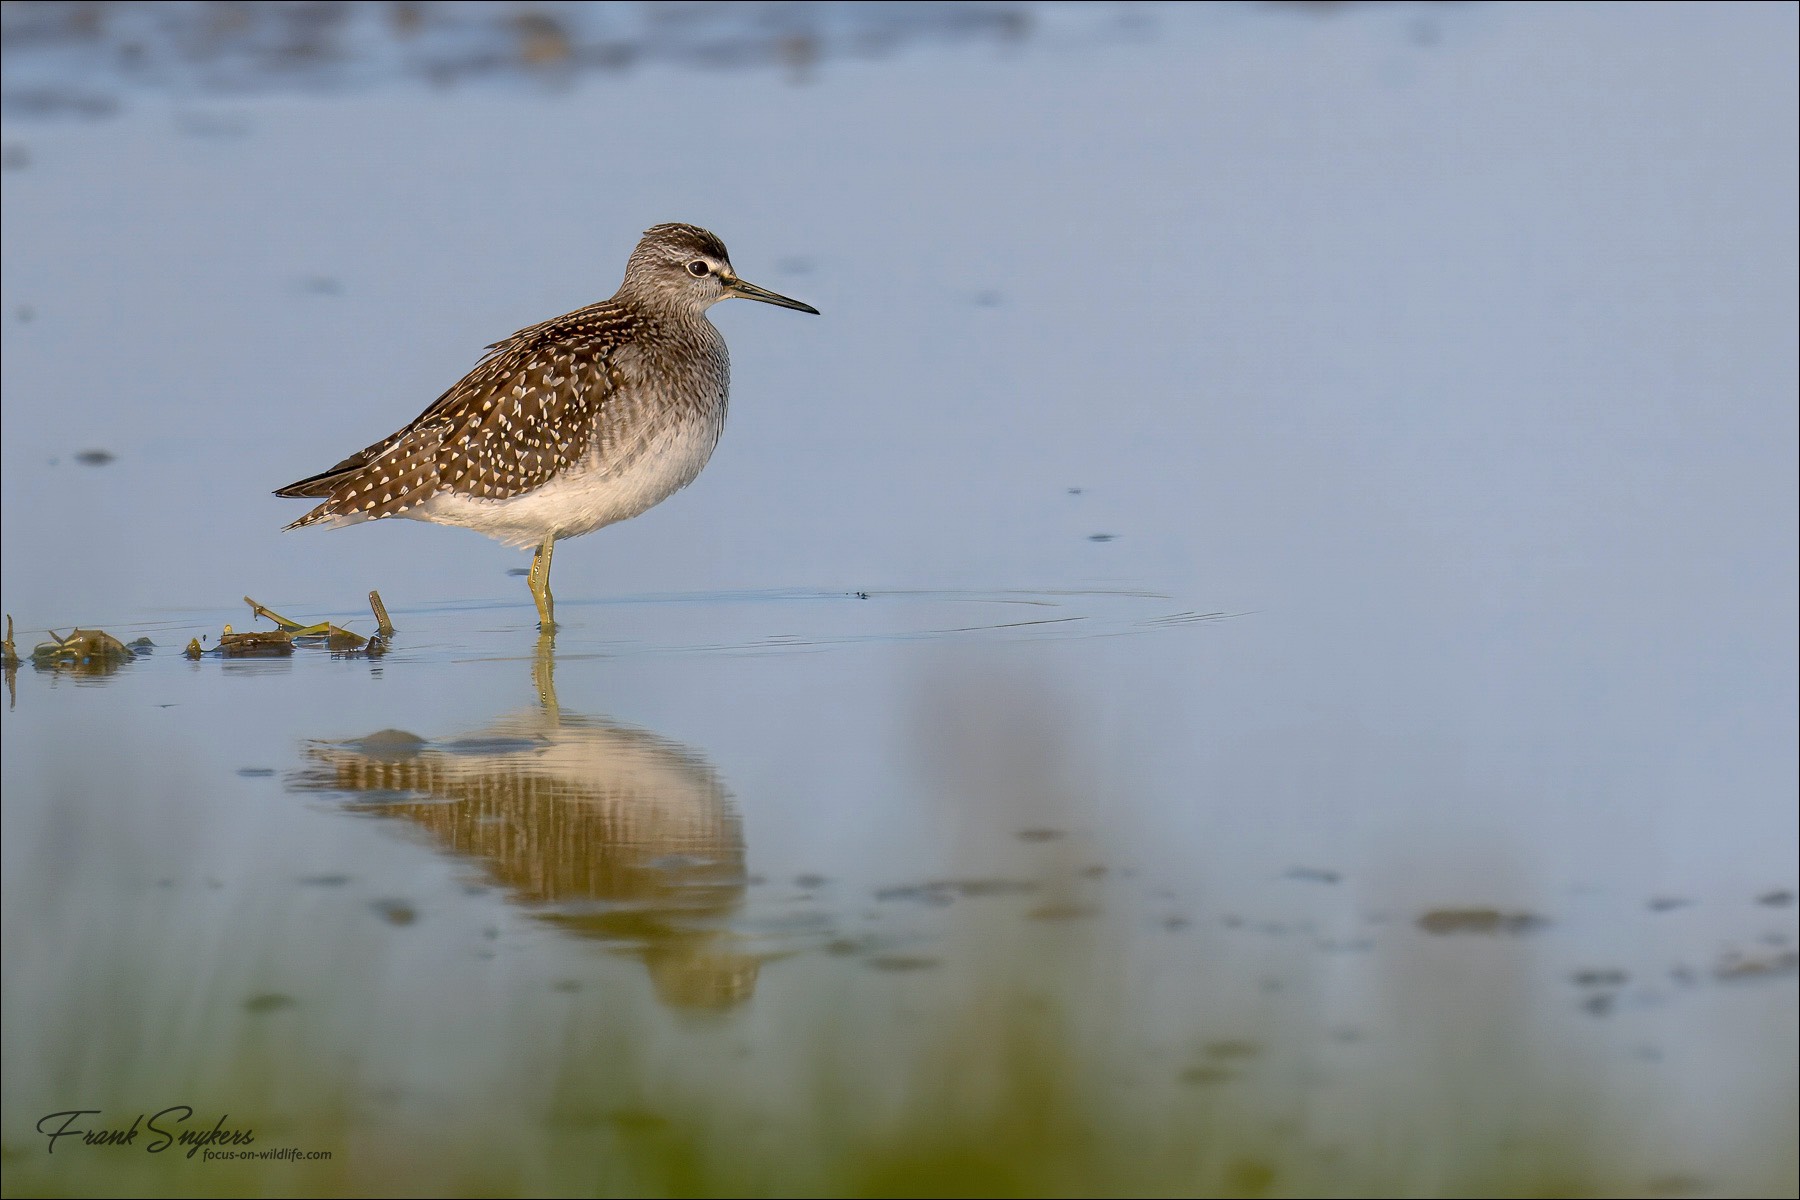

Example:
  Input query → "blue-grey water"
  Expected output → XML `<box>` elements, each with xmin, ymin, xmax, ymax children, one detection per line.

<box><xmin>2</xmin><ymin>3</ymin><xmax>1795</xmax><ymax>1196</ymax></box>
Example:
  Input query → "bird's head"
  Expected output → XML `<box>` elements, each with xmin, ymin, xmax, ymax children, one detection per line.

<box><xmin>621</xmin><ymin>223</ymin><xmax>819</xmax><ymax>317</ymax></box>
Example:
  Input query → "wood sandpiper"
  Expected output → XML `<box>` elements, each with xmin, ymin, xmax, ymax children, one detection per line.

<box><xmin>276</xmin><ymin>223</ymin><xmax>817</xmax><ymax>628</ymax></box>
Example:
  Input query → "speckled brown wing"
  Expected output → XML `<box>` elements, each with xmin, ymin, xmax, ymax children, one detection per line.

<box><xmin>278</xmin><ymin>307</ymin><xmax>633</xmax><ymax>528</ymax></box>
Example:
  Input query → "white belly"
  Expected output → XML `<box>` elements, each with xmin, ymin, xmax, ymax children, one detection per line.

<box><xmin>411</xmin><ymin>417</ymin><xmax>721</xmax><ymax>548</ymax></box>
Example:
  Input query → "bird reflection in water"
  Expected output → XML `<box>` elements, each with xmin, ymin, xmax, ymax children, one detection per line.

<box><xmin>289</xmin><ymin>636</ymin><xmax>759</xmax><ymax>1010</ymax></box>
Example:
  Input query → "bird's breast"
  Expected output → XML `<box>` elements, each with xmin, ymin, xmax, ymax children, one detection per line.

<box><xmin>414</xmin><ymin>407</ymin><xmax>722</xmax><ymax>548</ymax></box>
<box><xmin>410</xmin><ymin>319</ymin><xmax>730</xmax><ymax>548</ymax></box>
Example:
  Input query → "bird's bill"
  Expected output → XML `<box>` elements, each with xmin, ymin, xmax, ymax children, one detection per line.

<box><xmin>727</xmin><ymin>277</ymin><xmax>819</xmax><ymax>314</ymax></box>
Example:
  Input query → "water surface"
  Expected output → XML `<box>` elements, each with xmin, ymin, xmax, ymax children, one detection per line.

<box><xmin>2</xmin><ymin>3</ymin><xmax>1795</xmax><ymax>1195</ymax></box>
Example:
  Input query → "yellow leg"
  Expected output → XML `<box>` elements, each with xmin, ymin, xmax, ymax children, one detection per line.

<box><xmin>532</xmin><ymin>630</ymin><xmax>560</xmax><ymax>722</ymax></box>
<box><xmin>527</xmin><ymin>536</ymin><xmax>557</xmax><ymax>630</ymax></box>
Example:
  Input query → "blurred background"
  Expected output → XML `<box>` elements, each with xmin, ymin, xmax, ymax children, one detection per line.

<box><xmin>2</xmin><ymin>3</ymin><xmax>1795</xmax><ymax>1196</ymax></box>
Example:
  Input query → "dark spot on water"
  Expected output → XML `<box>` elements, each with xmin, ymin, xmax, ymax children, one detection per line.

<box><xmin>1416</xmin><ymin>908</ymin><xmax>1548</xmax><ymax>935</ymax></box>
<box><xmin>1067</xmin><ymin>486</ymin><xmax>1083</xmax><ymax>494</ymax></box>
<box><xmin>1161</xmin><ymin>915</ymin><xmax>1191</xmax><ymax>931</ymax></box>
<box><xmin>371</xmin><ymin>898</ymin><xmax>417</xmax><ymax>926</ymax></box>
<box><xmin>74</xmin><ymin>449</ymin><xmax>115</xmax><ymax>466</ymax></box>
<box><xmin>1571</xmin><ymin>969</ymin><xmax>1629</xmax><ymax>988</ymax></box>
<box><xmin>16</xmin><ymin>304</ymin><xmax>35</xmax><ymax>323</ymax></box>
<box><xmin>1</xmin><ymin>144</ymin><xmax>28</xmax><ymax>170</ymax></box>
<box><xmin>1713</xmin><ymin>949</ymin><xmax>1798</xmax><ymax>982</ymax></box>
<box><xmin>1080</xmin><ymin>864</ymin><xmax>1108</xmax><ymax>878</ymax></box>
<box><xmin>865</xmin><ymin>954</ymin><xmax>940</xmax><ymax>972</ymax></box>
<box><xmin>874</xmin><ymin>883</ymin><xmax>954</xmax><ymax>906</ymax></box>
<box><xmin>1087</xmin><ymin>533</ymin><xmax>1117</xmax><ymax>542</ymax></box>
<box><xmin>552</xmin><ymin>979</ymin><xmax>582</xmax><ymax>993</ymax></box>
<box><xmin>1028</xmin><ymin>903</ymin><xmax>1098</xmax><ymax>921</ymax></box>
<box><xmin>506</xmin><ymin>567</ymin><xmax>530</xmax><ymax>576</ymax></box>
<box><xmin>244</xmin><ymin>992</ymin><xmax>296</xmax><ymax>1014</ymax></box>
<box><xmin>1580</xmin><ymin>992</ymin><xmax>1617</xmax><ymax>1017</ymax></box>
<box><xmin>1180</xmin><ymin>1066</ymin><xmax>1235</xmax><ymax>1086</ymax></box>
<box><xmin>1226</xmin><ymin>1159</ymin><xmax>1276</xmax><ymax>1196</ymax></box>
<box><xmin>236</xmin><ymin>766</ymin><xmax>275</xmax><ymax>777</ymax></box>
<box><xmin>1016</xmin><ymin>827</ymin><xmax>1064</xmax><ymax>842</ymax></box>
<box><xmin>794</xmin><ymin>873</ymin><xmax>829</xmax><ymax>889</ymax></box>
<box><xmin>299</xmin><ymin>275</ymin><xmax>342</xmax><ymax>295</ymax></box>
<box><xmin>824</xmin><ymin>938</ymin><xmax>863</xmax><ymax>956</ymax></box>
<box><xmin>1756</xmin><ymin>889</ymin><xmax>1794</xmax><ymax>907</ymax></box>
<box><xmin>776</xmin><ymin>256</ymin><xmax>813</xmax><ymax>275</ymax></box>
<box><xmin>1648</xmin><ymin>896</ymin><xmax>1693</xmax><ymax>912</ymax></box>
<box><xmin>297</xmin><ymin>873</ymin><xmax>351</xmax><ymax>887</ymax></box>
<box><xmin>1285</xmin><ymin>866</ymin><xmax>1341</xmax><ymax>884</ymax></box>
<box><xmin>949</xmin><ymin>878</ymin><xmax>1039</xmax><ymax>897</ymax></box>
<box><xmin>973</xmin><ymin>290</ymin><xmax>1003</xmax><ymax>307</ymax></box>
<box><xmin>854</xmin><ymin>591</ymin><xmax>870</xmax><ymax>599</ymax></box>
<box><xmin>1317</xmin><ymin>938</ymin><xmax>1375</xmax><ymax>953</ymax></box>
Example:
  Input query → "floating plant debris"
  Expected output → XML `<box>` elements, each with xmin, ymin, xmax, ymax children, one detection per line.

<box><xmin>30</xmin><ymin>627</ymin><xmax>134</xmax><ymax>673</ymax></box>
<box><xmin>179</xmin><ymin>594</ymin><xmax>394</xmax><ymax>658</ymax></box>
<box><xmin>243</xmin><ymin>595</ymin><xmax>361</xmax><ymax>644</ymax></box>
<box><xmin>218</xmin><ymin>627</ymin><xmax>296</xmax><ymax>657</ymax></box>
<box><xmin>368</xmin><ymin>590</ymin><xmax>395</xmax><ymax>636</ymax></box>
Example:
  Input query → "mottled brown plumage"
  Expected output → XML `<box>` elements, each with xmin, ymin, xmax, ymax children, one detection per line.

<box><xmin>276</xmin><ymin>223</ymin><xmax>817</xmax><ymax>627</ymax></box>
<box><xmin>278</xmin><ymin>308</ymin><xmax>634</xmax><ymax>520</ymax></box>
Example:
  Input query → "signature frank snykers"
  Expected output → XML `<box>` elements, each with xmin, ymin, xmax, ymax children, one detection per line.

<box><xmin>35</xmin><ymin>1108</ymin><xmax>254</xmax><ymax>1158</ymax></box>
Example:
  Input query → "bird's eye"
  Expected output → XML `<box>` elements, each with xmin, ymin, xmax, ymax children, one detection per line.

<box><xmin>686</xmin><ymin>260</ymin><xmax>710</xmax><ymax>277</ymax></box>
